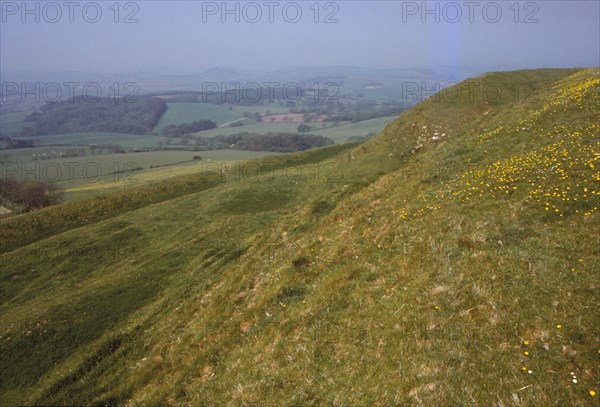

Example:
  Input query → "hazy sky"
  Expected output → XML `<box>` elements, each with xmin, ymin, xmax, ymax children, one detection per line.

<box><xmin>1</xmin><ymin>0</ymin><xmax>598</xmax><ymax>74</ymax></box>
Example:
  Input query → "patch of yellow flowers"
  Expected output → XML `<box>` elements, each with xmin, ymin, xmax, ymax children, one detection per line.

<box><xmin>397</xmin><ymin>70</ymin><xmax>600</xmax><ymax>221</ymax></box>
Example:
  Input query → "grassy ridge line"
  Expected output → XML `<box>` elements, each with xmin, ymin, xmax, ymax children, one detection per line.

<box><xmin>0</xmin><ymin>143</ymin><xmax>358</xmax><ymax>254</ymax></box>
<box><xmin>0</xmin><ymin>175</ymin><xmax>219</xmax><ymax>255</ymax></box>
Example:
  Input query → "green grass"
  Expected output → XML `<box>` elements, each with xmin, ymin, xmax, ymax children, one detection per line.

<box><xmin>312</xmin><ymin>115</ymin><xmax>397</xmax><ymax>142</ymax></box>
<box><xmin>191</xmin><ymin>121</ymin><xmax>301</xmax><ymax>138</ymax></box>
<box><xmin>191</xmin><ymin>117</ymin><xmax>397</xmax><ymax>144</ymax></box>
<box><xmin>0</xmin><ymin>111</ymin><xmax>31</xmax><ymax>123</ymax></box>
<box><xmin>155</xmin><ymin>103</ymin><xmax>244</xmax><ymax>131</ymax></box>
<box><xmin>226</xmin><ymin>104</ymin><xmax>291</xmax><ymax>115</ymax></box>
<box><xmin>0</xmin><ymin>110</ymin><xmax>34</xmax><ymax>135</ymax></box>
<box><xmin>16</xmin><ymin>132</ymin><xmax>159</xmax><ymax>148</ymax></box>
<box><xmin>61</xmin><ymin>149</ymin><xmax>280</xmax><ymax>201</ymax></box>
<box><xmin>1</xmin><ymin>67</ymin><xmax>599</xmax><ymax>406</ymax></box>
<box><xmin>1</xmin><ymin>149</ymin><xmax>276</xmax><ymax>188</ymax></box>
<box><xmin>0</xmin><ymin>139</ymin><xmax>325</xmax><ymax>204</ymax></box>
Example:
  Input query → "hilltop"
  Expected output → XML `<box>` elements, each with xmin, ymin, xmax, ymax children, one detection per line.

<box><xmin>0</xmin><ymin>67</ymin><xmax>598</xmax><ymax>406</ymax></box>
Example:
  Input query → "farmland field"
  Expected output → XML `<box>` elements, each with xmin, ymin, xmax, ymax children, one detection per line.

<box><xmin>14</xmin><ymin>132</ymin><xmax>159</xmax><ymax>148</ymax></box>
<box><xmin>189</xmin><ymin>116</ymin><xmax>397</xmax><ymax>143</ymax></box>
<box><xmin>1</xmin><ymin>148</ymin><xmax>276</xmax><ymax>192</ymax></box>
<box><xmin>0</xmin><ymin>110</ymin><xmax>34</xmax><ymax>135</ymax></box>
<box><xmin>260</xmin><ymin>113</ymin><xmax>327</xmax><ymax>123</ymax></box>
<box><xmin>313</xmin><ymin>116</ymin><xmax>397</xmax><ymax>142</ymax></box>
<box><xmin>2</xmin><ymin>105</ymin><xmax>396</xmax><ymax>148</ymax></box>
<box><xmin>154</xmin><ymin>103</ymin><xmax>244</xmax><ymax>131</ymax></box>
<box><xmin>190</xmin><ymin>121</ymin><xmax>302</xmax><ymax>138</ymax></box>
<box><xmin>62</xmin><ymin>149</ymin><xmax>278</xmax><ymax>200</ymax></box>
<box><xmin>0</xmin><ymin>110</ymin><xmax>32</xmax><ymax>124</ymax></box>
<box><xmin>226</xmin><ymin>104</ymin><xmax>291</xmax><ymax>115</ymax></box>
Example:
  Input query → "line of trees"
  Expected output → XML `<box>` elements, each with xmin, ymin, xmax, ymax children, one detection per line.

<box><xmin>0</xmin><ymin>178</ymin><xmax>63</xmax><ymax>211</ymax></box>
<box><xmin>89</xmin><ymin>144</ymin><xmax>125</xmax><ymax>154</ymax></box>
<box><xmin>161</xmin><ymin>120</ymin><xmax>217</xmax><ymax>138</ymax></box>
<box><xmin>0</xmin><ymin>135</ymin><xmax>35</xmax><ymax>149</ymax></box>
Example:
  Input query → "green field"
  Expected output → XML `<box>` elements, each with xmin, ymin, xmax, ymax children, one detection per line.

<box><xmin>226</xmin><ymin>104</ymin><xmax>291</xmax><ymax>115</ymax></box>
<box><xmin>1</xmin><ymin>148</ymin><xmax>277</xmax><ymax>194</ymax></box>
<box><xmin>14</xmin><ymin>132</ymin><xmax>159</xmax><ymax>148</ymax></box>
<box><xmin>62</xmin><ymin>149</ymin><xmax>279</xmax><ymax>201</ymax></box>
<box><xmin>313</xmin><ymin>115</ymin><xmax>397</xmax><ymax>142</ymax></box>
<box><xmin>190</xmin><ymin>117</ymin><xmax>397</xmax><ymax>143</ymax></box>
<box><xmin>0</xmin><ymin>110</ymin><xmax>31</xmax><ymax>123</ymax></box>
<box><xmin>1</xmin><ymin>68</ymin><xmax>599</xmax><ymax>406</ymax></box>
<box><xmin>191</xmin><ymin>121</ymin><xmax>302</xmax><ymax>138</ymax></box>
<box><xmin>0</xmin><ymin>110</ymin><xmax>34</xmax><ymax>135</ymax></box>
<box><xmin>155</xmin><ymin>103</ymin><xmax>245</xmax><ymax>131</ymax></box>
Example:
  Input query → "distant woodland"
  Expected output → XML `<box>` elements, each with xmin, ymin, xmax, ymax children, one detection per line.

<box><xmin>19</xmin><ymin>96</ymin><xmax>167</xmax><ymax>136</ymax></box>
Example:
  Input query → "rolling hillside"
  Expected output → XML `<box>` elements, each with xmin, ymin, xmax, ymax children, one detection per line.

<box><xmin>1</xmin><ymin>68</ymin><xmax>598</xmax><ymax>406</ymax></box>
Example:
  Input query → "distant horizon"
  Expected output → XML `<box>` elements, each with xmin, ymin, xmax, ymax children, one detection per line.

<box><xmin>1</xmin><ymin>1</ymin><xmax>598</xmax><ymax>75</ymax></box>
<box><xmin>2</xmin><ymin>63</ymin><xmax>598</xmax><ymax>78</ymax></box>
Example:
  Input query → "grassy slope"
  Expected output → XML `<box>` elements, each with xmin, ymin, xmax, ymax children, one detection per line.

<box><xmin>1</xmin><ymin>68</ymin><xmax>598</xmax><ymax>406</ymax></box>
<box><xmin>61</xmin><ymin>150</ymin><xmax>281</xmax><ymax>202</ymax></box>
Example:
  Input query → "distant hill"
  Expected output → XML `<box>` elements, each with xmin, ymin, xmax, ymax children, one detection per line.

<box><xmin>1</xmin><ymin>67</ymin><xmax>598</xmax><ymax>406</ymax></box>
